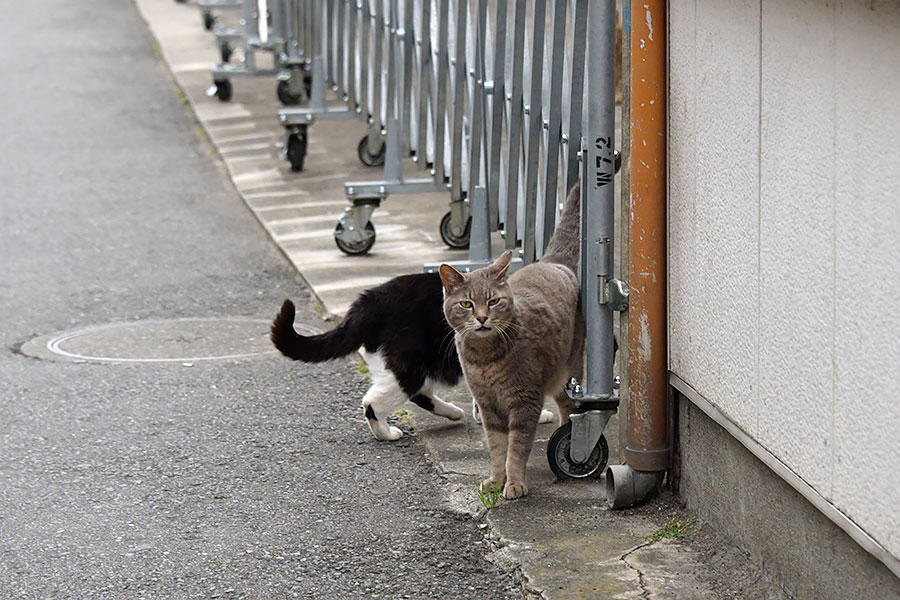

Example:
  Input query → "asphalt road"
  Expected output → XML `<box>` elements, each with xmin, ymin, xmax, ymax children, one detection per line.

<box><xmin>0</xmin><ymin>2</ymin><xmax>520</xmax><ymax>598</ymax></box>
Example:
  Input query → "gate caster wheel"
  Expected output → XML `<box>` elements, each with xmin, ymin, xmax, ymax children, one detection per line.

<box><xmin>303</xmin><ymin>74</ymin><xmax>313</xmax><ymax>99</ymax></box>
<box><xmin>439</xmin><ymin>211</ymin><xmax>471</xmax><ymax>249</ymax></box>
<box><xmin>202</xmin><ymin>11</ymin><xmax>215</xmax><ymax>30</ymax></box>
<box><xmin>357</xmin><ymin>135</ymin><xmax>385</xmax><ymax>167</ymax></box>
<box><xmin>547</xmin><ymin>423</ymin><xmax>609</xmax><ymax>480</ymax></box>
<box><xmin>213</xmin><ymin>79</ymin><xmax>232</xmax><ymax>102</ymax></box>
<box><xmin>334</xmin><ymin>221</ymin><xmax>376</xmax><ymax>255</ymax></box>
<box><xmin>357</xmin><ymin>135</ymin><xmax>386</xmax><ymax>167</ymax></box>
<box><xmin>219</xmin><ymin>42</ymin><xmax>233</xmax><ymax>63</ymax></box>
<box><xmin>286</xmin><ymin>130</ymin><xmax>308</xmax><ymax>172</ymax></box>
<box><xmin>277</xmin><ymin>80</ymin><xmax>303</xmax><ymax>105</ymax></box>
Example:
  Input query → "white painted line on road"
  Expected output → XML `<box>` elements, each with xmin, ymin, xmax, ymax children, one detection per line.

<box><xmin>277</xmin><ymin>223</ymin><xmax>409</xmax><ymax>244</ymax></box>
<box><xmin>244</xmin><ymin>190</ymin><xmax>312</xmax><ymax>200</ymax></box>
<box><xmin>232</xmin><ymin>169</ymin><xmax>281</xmax><ymax>184</ymax></box>
<box><xmin>281</xmin><ymin>172</ymin><xmax>350</xmax><ymax>184</ymax></box>
<box><xmin>226</xmin><ymin>154</ymin><xmax>275</xmax><ymax>163</ymax></box>
<box><xmin>314</xmin><ymin>276</ymin><xmax>393</xmax><ymax>293</ymax></box>
<box><xmin>217</xmin><ymin>132</ymin><xmax>275</xmax><ymax>144</ymax></box>
<box><xmin>274</xmin><ymin>228</ymin><xmax>336</xmax><ymax>243</ymax></box>
<box><xmin>324</xmin><ymin>301</ymin><xmax>352</xmax><ymax>317</ymax></box>
<box><xmin>220</xmin><ymin>142</ymin><xmax>275</xmax><ymax>154</ymax></box>
<box><xmin>208</xmin><ymin>121</ymin><xmax>257</xmax><ymax>133</ymax></box>
<box><xmin>270</xmin><ymin>214</ymin><xmax>343</xmax><ymax>228</ymax></box>
<box><xmin>252</xmin><ymin>200</ymin><xmax>345</xmax><ymax>212</ymax></box>
<box><xmin>194</xmin><ymin>106</ymin><xmax>253</xmax><ymax>121</ymax></box>
<box><xmin>269</xmin><ymin>211</ymin><xmax>391</xmax><ymax>227</ymax></box>
<box><xmin>172</xmin><ymin>61</ymin><xmax>215</xmax><ymax>73</ymax></box>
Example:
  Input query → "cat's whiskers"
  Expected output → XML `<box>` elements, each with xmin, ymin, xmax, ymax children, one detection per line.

<box><xmin>440</xmin><ymin>329</ymin><xmax>459</xmax><ymax>363</ymax></box>
<box><xmin>496</xmin><ymin>326</ymin><xmax>513</xmax><ymax>351</ymax></box>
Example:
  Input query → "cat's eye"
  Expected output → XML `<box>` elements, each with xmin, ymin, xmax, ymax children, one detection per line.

<box><xmin>488</xmin><ymin>298</ymin><xmax>500</xmax><ymax>307</ymax></box>
<box><xmin>459</xmin><ymin>300</ymin><xmax>473</xmax><ymax>309</ymax></box>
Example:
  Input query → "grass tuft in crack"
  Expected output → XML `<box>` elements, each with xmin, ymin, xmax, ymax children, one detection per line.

<box><xmin>355</xmin><ymin>361</ymin><xmax>370</xmax><ymax>380</ymax></box>
<box><xmin>644</xmin><ymin>517</ymin><xmax>700</xmax><ymax>543</ymax></box>
<box><xmin>392</xmin><ymin>408</ymin><xmax>411</xmax><ymax>428</ymax></box>
<box><xmin>477</xmin><ymin>480</ymin><xmax>502</xmax><ymax>510</ymax></box>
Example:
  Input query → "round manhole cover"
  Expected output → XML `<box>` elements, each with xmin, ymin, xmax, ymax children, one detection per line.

<box><xmin>20</xmin><ymin>318</ymin><xmax>320</xmax><ymax>364</ymax></box>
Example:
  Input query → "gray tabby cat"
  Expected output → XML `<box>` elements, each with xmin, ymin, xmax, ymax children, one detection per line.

<box><xmin>439</xmin><ymin>185</ymin><xmax>583</xmax><ymax>499</ymax></box>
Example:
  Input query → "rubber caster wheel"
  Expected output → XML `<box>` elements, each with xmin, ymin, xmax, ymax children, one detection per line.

<box><xmin>439</xmin><ymin>211</ymin><xmax>471</xmax><ymax>249</ymax></box>
<box><xmin>334</xmin><ymin>221</ymin><xmax>376</xmax><ymax>255</ymax></box>
<box><xmin>213</xmin><ymin>79</ymin><xmax>232</xmax><ymax>102</ymax></box>
<box><xmin>303</xmin><ymin>74</ymin><xmax>313</xmax><ymax>99</ymax></box>
<box><xmin>202</xmin><ymin>11</ymin><xmax>215</xmax><ymax>30</ymax></box>
<box><xmin>219</xmin><ymin>42</ymin><xmax>233</xmax><ymax>63</ymax></box>
<box><xmin>286</xmin><ymin>131</ymin><xmax>308</xmax><ymax>172</ymax></box>
<box><xmin>277</xmin><ymin>80</ymin><xmax>303</xmax><ymax>105</ymax></box>
<box><xmin>547</xmin><ymin>423</ymin><xmax>609</xmax><ymax>480</ymax></box>
<box><xmin>357</xmin><ymin>135</ymin><xmax>385</xmax><ymax>167</ymax></box>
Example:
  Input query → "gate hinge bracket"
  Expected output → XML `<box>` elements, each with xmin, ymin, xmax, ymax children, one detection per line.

<box><xmin>603</xmin><ymin>278</ymin><xmax>629</xmax><ymax>311</ymax></box>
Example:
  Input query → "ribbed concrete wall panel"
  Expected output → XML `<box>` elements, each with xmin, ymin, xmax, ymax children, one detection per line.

<box><xmin>668</xmin><ymin>0</ymin><xmax>900</xmax><ymax>564</ymax></box>
<box><xmin>831</xmin><ymin>0</ymin><xmax>900</xmax><ymax>561</ymax></box>
<box><xmin>757</xmin><ymin>0</ymin><xmax>835</xmax><ymax>497</ymax></box>
<box><xmin>668</xmin><ymin>0</ymin><xmax>760</xmax><ymax>438</ymax></box>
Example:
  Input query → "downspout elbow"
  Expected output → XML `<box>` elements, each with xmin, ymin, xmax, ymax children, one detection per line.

<box><xmin>605</xmin><ymin>464</ymin><xmax>665</xmax><ymax>509</ymax></box>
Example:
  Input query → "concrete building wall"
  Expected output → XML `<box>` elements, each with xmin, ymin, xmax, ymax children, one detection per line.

<box><xmin>667</xmin><ymin>0</ymin><xmax>900</xmax><ymax>577</ymax></box>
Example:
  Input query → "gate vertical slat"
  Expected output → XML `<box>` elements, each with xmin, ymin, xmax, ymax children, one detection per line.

<box><xmin>449</xmin><ymin>0</ymin><xmax>469</xmax><ymax>202</ymax></box>
<box><xmin>540</xmin><ymin>0</ymin><xmax>569</xmax><ymax>247</ymax></box>
<box><xmin>522</xmin><ymin>0</ymin><xmax>547</xmax><ymax>264</ymax></box>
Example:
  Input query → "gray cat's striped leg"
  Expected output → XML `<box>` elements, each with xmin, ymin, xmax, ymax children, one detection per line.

<box><xmin>410</xmin><ymin>381</ymin><xmax>465</xmax><ymax>422</ymax></box>
<box><xmin>553</xmin><ymin>390</ymin><xmax>573</xmax><ymax>426</ymax></box>
<box><xmin>361</xmin><ymin>361</ymin><xmax>407</xmax><ymax>441</ymax></box>
<box><xmin>478</xmin><ymin>406</ymin><xmax>509</xmax><ymax>491</ymax></box>
<box><xmin>503</xmin><ymin>405</ymin><xmax>542</xmax><ymax>499</ymax></box>
<box><xmin>476</xmin><ymin>401</ymin><xmax>553</xmax><ymax>424</ymax></box>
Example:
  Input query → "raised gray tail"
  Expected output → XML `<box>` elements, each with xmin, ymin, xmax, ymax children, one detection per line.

<box><xmin>541</xmin><ymin>182</ymin><xmax>581</xmax><ymax>272</ymax></box>
<box><xmin>270</xmin><ymin>299</ymin><xmax>366</xmax><ymax>362</ymax></box>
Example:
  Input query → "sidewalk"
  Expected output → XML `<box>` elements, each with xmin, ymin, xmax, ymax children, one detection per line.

<box><xmin>134</xmin><ymin>1</ymin><xmax>785</xmax><ymax>597</ymax></box>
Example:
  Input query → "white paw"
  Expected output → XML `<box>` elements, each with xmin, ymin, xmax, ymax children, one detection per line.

<box><xmin>374</xmin><ymin>425</ymin><xmax>403</xmax><ymax>441</ymax></box>
<box><xmin>538</xmin><ymin>409</ymin><xmax>554</xmax><ymax>424</ymax></box>
<box><xmin>444</xmin><ymin>403</ymin><xmax>466</xmax><ymax>421</ymax></box>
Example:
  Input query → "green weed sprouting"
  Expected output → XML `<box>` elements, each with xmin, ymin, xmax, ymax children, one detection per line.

<box><xmin>392</xmin><ymin>408</ymin><xmax>411</xmax><ymax>427</ymax></box>
<box><xmin>477</xmin><ymin>480</ymin><xmax>502</xmax><ymax>510</ymax></box>
<box><xmin>644</xmin><ymin>517</ymin><xmax>700</xmax><ymax>543</ymax></box>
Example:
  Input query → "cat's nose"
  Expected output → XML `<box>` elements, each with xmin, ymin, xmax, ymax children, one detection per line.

<box><xmin>476</xmin><ymin>316</ymin><xmax>488</xmax><ymax>325</ymax></box>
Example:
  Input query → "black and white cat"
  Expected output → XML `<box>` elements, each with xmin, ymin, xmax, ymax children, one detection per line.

<box><xmin>271</xmin><ymin>272</ymin><xmax>554</xmax><ymax>441</ymax></box>
<box><xmin>271</xmin><ymin>273</ymin><xmax>468</xmax><ymax>440</ymax></box>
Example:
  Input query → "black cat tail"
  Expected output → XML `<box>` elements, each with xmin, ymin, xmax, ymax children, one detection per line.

<box><xmin>270</xmin><ymin>299</ymin><xmax>367</xmax><ymax>362</ymax></box>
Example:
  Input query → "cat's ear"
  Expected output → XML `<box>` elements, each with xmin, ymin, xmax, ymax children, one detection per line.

<box><xmin>489</xmin><ymin>250</ymin><xmax>513</xmax><ymax>282</ymax></box>
<box><xmin>439</xmin><ymin>263</ymin><xmax>466</xmax><ymax>292</ymax></box>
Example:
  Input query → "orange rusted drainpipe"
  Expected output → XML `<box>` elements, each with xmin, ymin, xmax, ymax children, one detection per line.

<box><xmin>606</xmin><ymin>0</ymin><xmax>668</xmax><ymax>509</ymax></box>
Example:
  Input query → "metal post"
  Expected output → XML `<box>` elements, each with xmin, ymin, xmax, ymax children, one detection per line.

<box><xmin>582</xmin><ymin>0</ymin><xmax>617</xmax><ymax>401</ymax></box>
<box><xmin>605</xmin><ymin>0</ymin><xmax>668</xmax><ymax>510</ymax></box>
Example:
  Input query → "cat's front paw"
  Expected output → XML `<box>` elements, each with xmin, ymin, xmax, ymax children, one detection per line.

<box><xmin>375</xmin><ymin>425</ymin><xmax>404</xmax><ymax>441</ymax></box>
<box><xmin>444</xmin><ymin>403</ymin><xmax>466</xmax><ymax>421</ymax></box>
<box><xmin>502</xmin><ymin>481</ymin><xmax>528</xmax><ymax>500</ymax></box>
<box><xmin>538</xmin><ymin>409</ymin><xmax>554</xmax><ymax>424</ymax></box>
<box><xmin>481</xmin><ymin>476</ymin><xmax>506</xmax><ymax>492</ymax></box>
